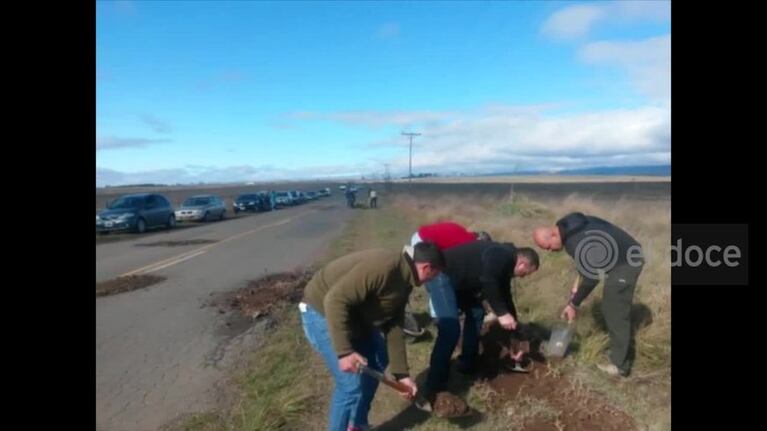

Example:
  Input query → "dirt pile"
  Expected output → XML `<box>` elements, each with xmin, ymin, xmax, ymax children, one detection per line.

<box><xmin>96</xmin><ymin>274</ymin><xmax>167</xmax><ymax>297</ymax></box>
<box><xmin>212</xmin><ymin>270</ymin><xmax>314</xmax><ymax>318</ymax></box>
<box><xmin>432</xmin><ymin>391</ymin><xmax>470</xmax><ymax>418</ymax></box>
<box><xmin>136</xmin><ymin>239</ymin><xmax>218</xmax><ymax>247</ymax></box>
<box><xmin>476</xmin><ymin>323</ymin><xmax>637</xmax><ymax>430</ymax></box>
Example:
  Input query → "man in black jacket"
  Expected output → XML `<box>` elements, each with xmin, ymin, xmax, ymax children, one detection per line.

<box><xmin>423</xmin><ymin>241</ymin><xmax>539</xmax><ymax>397</ymax></box>
<box><xmin>533</xmin><ymin>212</ymin><xmax>644</xmax><ymax>377</ymax></box>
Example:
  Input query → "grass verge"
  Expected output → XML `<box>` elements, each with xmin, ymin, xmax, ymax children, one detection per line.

<box><xmin>171</xmin><ymin>190</ymin><xmax>670</xmax><ymax>430</ymax></box>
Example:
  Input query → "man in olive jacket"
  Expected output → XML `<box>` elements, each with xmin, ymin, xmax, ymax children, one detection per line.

<box><xmin>300</xmin><ymin>241</ymin><xmax>445</xmax><ymax>431</ymax></box>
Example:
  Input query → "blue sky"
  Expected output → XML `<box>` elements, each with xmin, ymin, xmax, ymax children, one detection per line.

<box><xmin>96</xmin><ymin>0</ymin><xmax>671</xmax><ymax>186</ymax></box>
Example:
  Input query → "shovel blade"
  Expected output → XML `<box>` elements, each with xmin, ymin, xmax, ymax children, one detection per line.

<box><xmin>414</xmin><ymin>397</ymin><xmax>433</xmax><ymax>413</ymax></box>
<box><xmin>546</xmin><ymin>324</ymin><xmax>574</xmax><ymax>358</ymax></box>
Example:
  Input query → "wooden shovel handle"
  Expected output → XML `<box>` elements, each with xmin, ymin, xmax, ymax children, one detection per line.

<box><xmin>357</xmin><ymin>364</ymin><xmax>412</xmax><ymax>394</ymax></box>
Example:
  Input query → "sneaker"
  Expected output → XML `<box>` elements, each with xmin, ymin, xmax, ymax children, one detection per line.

<box><xmin>597</xmin><ymin>363</ymin><xmax>628</xmax><ymax>377</ymax></box>
<box><xmin>402</xmin><ymin>328</ymin><xmax>426</xmax><ymax>338</ymax></box>
<box><xmin>403</xmin><ymin>312</ymin><xmax>425</xmax><ymax>337</ymax></box>
<box><xmin>347</xmin><ymin>426</ymin><xmax>372</xmax><ymax>431</ymax></box>
<box><xmin>414</xmin><ymin>393</ymin><xmax>434</xmax><ymax>413</ymax></box>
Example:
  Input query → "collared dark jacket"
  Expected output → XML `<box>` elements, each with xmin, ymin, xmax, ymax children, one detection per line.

<box><xmin>443</xmin><ymin>241</ymin><xmax>519</xmax><ymax>317</ymax></box>
<box><xmin>557</xmin><ymin>212</ymin><xmax>643</xmax><ymax>306</ymax></box>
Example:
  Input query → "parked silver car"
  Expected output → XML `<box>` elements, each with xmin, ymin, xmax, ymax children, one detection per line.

<box><xmin>175</xmin><ymin>195</ymin><xmax>227</xmax><ymax>222</ymax></box>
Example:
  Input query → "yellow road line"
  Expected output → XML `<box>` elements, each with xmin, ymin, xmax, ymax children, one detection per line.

<box><xmin>119</xmin><ymin>210</ymin><xmax>317</xmax><ymax>277</ymax></box>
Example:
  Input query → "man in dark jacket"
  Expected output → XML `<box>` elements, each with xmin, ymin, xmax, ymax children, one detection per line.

<box><xmin>300</xmin><ymin>242</ymin><xmax>445</xmax><ymax>431</ymax></box>
<box><xmin>533</xmin><ymin>212</ymin><xmax>644</xmax><ymax>377</ymax></box>
<box><xmin>423</xmin><ymin>240</ymin><xmax>539</xmax><ymax>398</ymax></box>
<box><xmin>407</xmin><ymin>221</ymin><xmax>492</xmax><ymax>328</ymax></box>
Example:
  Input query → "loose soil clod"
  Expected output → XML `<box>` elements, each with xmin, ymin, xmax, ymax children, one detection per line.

<box><xmin>136</xmin><ymin>239</ymin><xmax>218</xmax><ymax>247</ymax></box>
<box><xmin>432</xmin><ymin>391</ymin><xmax>471</xmax><ymax>418</ymax></box>
<box><xmin>96</xmin><ymin>274</ymin><xmax>167</xmax><ymax>297</ymax></box>
<box><xmin>209</xmin><ymin>269</ymin><xmax>314</xmax><ymax>319</ymax></box>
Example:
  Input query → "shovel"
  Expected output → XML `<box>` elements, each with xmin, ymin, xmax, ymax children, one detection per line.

<box><xmin>504</xmin><ymin>340</ymin><xmax>535</xmax><ymax>373</ymax></box>
<box><xmin>355</xmin><ymin>365</ymin><xmax>434</xmax><ymax>414</ymax></box>
<box><xmin>356</xmin><ymin>365</ymin><xmax>477</xmax><ymax>418</ymax></box>
<box><xmin>538</xmin><ymin>297</ymin><xmax>577</xmax><ymax>358</ymax></box>
<box><xmin>543</xmin><ymin>322</ymin><xmax>575</xmax><ymax>358</ymax></box>
<box><xmin>356</xmin><ymin>364</ymin><xmax>414</xmax><ymax>396</ymax></box>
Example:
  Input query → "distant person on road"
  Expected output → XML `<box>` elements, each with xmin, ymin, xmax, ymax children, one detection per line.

<box><xmin>299</xmin><ymin>242</ymin><xmax>445</xmax><ymax>431</ymax></box>
<box><xmin>345</xmin><ymin>188</ymin><xmax>356</xmax><ymax>208</ymax></box>
<box><xmin>533</xmin><ymin>212</ymin><xmax>644</xmax><ymax>377</ymax></box>
<box><xmin>368</xmin><ymin>188</ymin><xmax>378</xmax><ymax>209</ymax></box>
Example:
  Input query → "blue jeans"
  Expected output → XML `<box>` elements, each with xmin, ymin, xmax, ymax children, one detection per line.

<box><xmin>424</xmin><ymin>273</ymin><xmax>485</xmax><ymax>393</ymax></box>
<box><xmin>300</xmin><ymin>303</ymin><xmax>388</xmax><ymax>431</ymax></box>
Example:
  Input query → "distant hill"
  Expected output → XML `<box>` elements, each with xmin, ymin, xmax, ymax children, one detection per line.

<box><xmin>104</xmin><ymin>183</ymin><xmax>169</xmax><ymax>188</ymax></box>
<box><xmin>555</xmin><ymin>165</ymin><xmax>670</xmax><ymax>176</ymax></box>
<box><xmin>487</xmin><ymin>164</ymin><xmax>670</xmax><ymax>177</ymax></box>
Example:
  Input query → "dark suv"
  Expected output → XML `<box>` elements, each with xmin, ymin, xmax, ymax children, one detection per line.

<box><xmin>234</xmin><ymin>193</ymin><xmax>269</xmax><ymax>213</ymax></box>
<box><xmin>96</xmin><ymin>193</ymin><xmax>176</xmax><ymax>234</ymax></box>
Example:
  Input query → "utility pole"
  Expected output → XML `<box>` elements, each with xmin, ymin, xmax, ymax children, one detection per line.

<box><xmin>383</xmin><ymin>163</ymin><xmax>392</xmax><ymax>191</ymax></box>
<box><xmin>401</xmin><ymin>132</ymin><xmax>421</xmax><ymax>186</ymax></box>
<box><xmin>509</xmin><ymin>163</ymin><xmax>518</xmax><ymax>203</ymax></box>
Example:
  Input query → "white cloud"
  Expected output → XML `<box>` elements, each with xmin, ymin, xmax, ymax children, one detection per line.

<box><xmin>288</xmin><ymin>104</ymin><xmax>560</xmax><ymax>130</ymax></box>
<box><xmin>580</xmin><ymin>35</ymin><xmax>670</xmax><ymax>100</ymax></box>
<box><xmin>541</xmin><ymin>1</ymin><xmax>670</xmax><ymax>40</ymax></box>
<box><xmin>96</xmin><ymin>136</ymin><xmax>171</xmax><ymax>151</ymax></box>
<box><xmin>541</xmin><ymin>5</ymin><xmax>606</xmax><ymax>40</ymax></box>
<box><xmin>96</xmin><ymin>163</ymin><xmax>377</xmax><ymax>187</ymax></box>
<box><xmin>541</xmin><ymin>3</ymin><xmax>671</xmax><ymax>102</ymax></box>
<box><xmin>616</xmin><ymin>1</ymin><xmax>671</xmax><ymax>21</ymax></box>
<box><xmin>289</xmin><ymin>103</ymin><xmax>670</xmax><ymax>174</ymax></box>
<box><xmin>97</xmin><ymin>167</ymin><xmax>184</xmax><ymax>186</ymax></box>
<box><xmin>98</xmin><ymin>101</ymin><xmax>671</xmax><ymax>185</ymax></box>
<box><xmin>402</xmin><ymin>106</ymin><xmax>669</xmax><ymax>171</ymax></box>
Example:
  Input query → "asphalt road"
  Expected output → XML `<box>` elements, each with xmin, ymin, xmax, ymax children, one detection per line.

<box><xmin>96</xmin><ymin>196</ymin><xmax>354</xmax><ymax>431</ymax></box>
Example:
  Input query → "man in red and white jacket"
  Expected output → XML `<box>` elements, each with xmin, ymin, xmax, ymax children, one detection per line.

<box><xmin>408</xmin><ymin>222</ymin><xmax>491</xmax><ymax>321</ymax></box>
<box><xmin>411</xmin><ymin>221</ymin><xmax>488</xmax><ymax>251</ymax></box>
